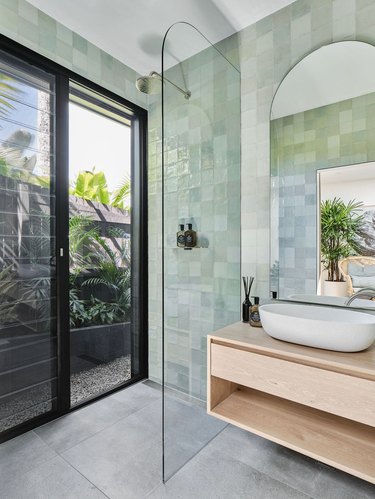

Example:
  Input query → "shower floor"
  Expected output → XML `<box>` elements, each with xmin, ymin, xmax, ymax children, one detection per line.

<box><xmin>0</xmin><ymin>381</ymin><xmax>373</xmax><ymax>498</ymax></box>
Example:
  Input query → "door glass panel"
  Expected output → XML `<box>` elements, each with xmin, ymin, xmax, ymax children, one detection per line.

<box><xmin>0</xmin><ymin>50</ymin><xmax>57</xmax><ymax>434</ymax></box>
<box><xmin>68</xmin><ymin>84</ymin><xmax>136</xmax><ymax>405</ymax></box>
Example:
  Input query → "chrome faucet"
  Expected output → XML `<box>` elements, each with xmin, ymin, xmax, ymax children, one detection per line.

<box><xmin>345</xmin><ymin>287</ymin><xmax>375</xmax><ymax>306</ymax></box>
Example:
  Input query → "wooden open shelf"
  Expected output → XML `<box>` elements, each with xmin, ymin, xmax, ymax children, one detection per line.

<box><xmin>207</xmin><ymin>323</ymin><xmax>375</xmax><ymax>484</ymax></box>
<box><xmin>210</xmin><ymin>386</ymin><xmax>375</xmax><ymax>484</ymax></box>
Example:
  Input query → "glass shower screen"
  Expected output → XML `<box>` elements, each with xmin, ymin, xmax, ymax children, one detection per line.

<box><xmin>161</xmin><ymin>23</ymin><xmax>241</xmax><ymax>480</ymax></box>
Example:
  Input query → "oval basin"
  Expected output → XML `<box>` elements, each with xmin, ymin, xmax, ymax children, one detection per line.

<box><xmin>259</xmin><ymin>303</ymin><xmax>375</xmax><ymax>352</ymax></box>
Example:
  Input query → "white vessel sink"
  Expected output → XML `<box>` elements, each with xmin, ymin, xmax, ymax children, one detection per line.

<box><xmin>259</xmin><ymin>303</ymin><xmax>375</xmax><ymax>352</ymax></box>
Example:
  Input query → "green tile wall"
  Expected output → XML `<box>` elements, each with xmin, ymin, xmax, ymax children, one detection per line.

<box><xmin>236</xmin><ymin>0</ymin><xmax>375</xmax><ymax>300</ymax></box>
<box><xmin>148</xmin><ymin>39</ymin><xmax>241</xmax><ymax>399</ymax></box>
<box><xmin>148</xmin><ymin>0</ymin><xmax>375</xmax><ymax>394</ymax></box>
<box><xmin>0</xmin><ymin>0</ymin><xmax>147</xmax><ymax>109</ymax></box>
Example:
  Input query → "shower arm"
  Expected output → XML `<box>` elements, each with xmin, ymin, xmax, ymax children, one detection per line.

<box><xmin>150</xmin><ymin>71</ymin><xmax>191</xmax><ymax>99</ymax></box>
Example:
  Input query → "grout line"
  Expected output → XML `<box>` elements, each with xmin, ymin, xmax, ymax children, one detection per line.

<box><xmin>1</xmin><ymin>436</ymin><xmax>110</xmax><ymax>499</ymax></box>
<box><xmin>31</xmin><ymin>385</ymin><xmax>160</xmax><ymax>455</ymax></box>
<box><xmin>162</xmin><ymin>423</ymin><xmax>228</xmax><ymax>483</ymax></box>
<box><xmin>143</xmin><ymin>480</ymin><xmax>164</xmax><ymax>498</ymax></box>
<box><xmin>193</xmin><ymin>443</ymin><xmax>314</xmax><ymax>499</ymax></box>
<box><xmin>59</xmin><ymin>454</ymin><xmax>112</xmax><ymax>499</ymax></box>
<box><xmin>54</xmin><ymin>397</ymin><xmax>162</xmax><ymax>456</ymax></box>
<box><xmin>204</xmin><ymin>429</ymin><xmax>321</xmax><ymax>499</ymax></box>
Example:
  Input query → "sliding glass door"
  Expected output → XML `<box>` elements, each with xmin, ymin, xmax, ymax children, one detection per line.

<box><xmin>0</xmin><ymin>50</ymin><xmax>57</xmax><ymax>433</ymax></box>
<box><xmin>68</xmin><ymin>83</ymin><xmax>138</xmax><ymax>406</ymax></box>
<box><xmin>0</xmin><ymin>38</ymin><xmax>148</xmax><ymax>442</ymax></box>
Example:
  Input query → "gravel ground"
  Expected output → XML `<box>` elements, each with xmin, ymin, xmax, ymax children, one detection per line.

<box><xmin>0</xmin><ymin>384</ymin><xmax>52</xmax><ymax>433</ymax></box>
<box><xmin>70</xmin><ymin>354</ymin><xmax>131</xmax><ymax>406</ymax></box>
<box><xmin>0</xmin><ymin>355</ymin><xmax>131</xmax><ymax>431</ymax></box>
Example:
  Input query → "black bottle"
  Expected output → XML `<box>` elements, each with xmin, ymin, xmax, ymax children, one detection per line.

<box><xmin>185</xmin><ymin>223</ymin><xmax>197</xmax><ymax>248</ymax></box>
<box><xmin>177</xmin><ymin>224</ymin><xmax>185</xmax><ymax>248</ymax></box>
<box><xmin>242</xmin><ymin>296</ymin><xmax>252</xmax><ymax>322</ymax></box>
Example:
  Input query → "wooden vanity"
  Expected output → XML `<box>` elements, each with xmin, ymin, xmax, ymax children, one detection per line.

<box><xmin>207</xmin><ymin>322</ymin><xmax>375</xmax><ymax>484</ymax></box>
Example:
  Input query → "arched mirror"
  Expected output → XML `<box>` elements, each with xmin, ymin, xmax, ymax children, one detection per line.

<box><xmin>270</xmin><ymin>41</ymin><xmax>375</xmax><ymax>309</ymax></box>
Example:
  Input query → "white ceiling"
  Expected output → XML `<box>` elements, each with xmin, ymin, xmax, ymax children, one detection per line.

<box><xmin>27</xmin><ymin>0</ymin><xmax>296</xmax><ymax>74</ymax></box>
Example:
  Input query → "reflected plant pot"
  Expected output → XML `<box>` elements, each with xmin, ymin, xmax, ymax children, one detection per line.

<box><xmin>323</xmin><ymin>280</ymin><xmax>348</xmax><ymax>297</ymax></box>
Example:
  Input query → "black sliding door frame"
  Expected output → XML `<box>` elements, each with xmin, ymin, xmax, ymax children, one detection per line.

<box><xmin>0</xmin><ymin>34</ymin><xmax>148</xmax><ymax>444</ymax></box>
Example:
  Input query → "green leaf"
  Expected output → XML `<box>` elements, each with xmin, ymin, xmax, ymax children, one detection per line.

<box><xmin>111</xmin><ymin>176</ymin><xmax>131</xmax><ymax>209</ymax></box>
<box><xmin>70</xmin><ymin>169</ymin><xmax>110</xmax><ymax>204</ymax></box>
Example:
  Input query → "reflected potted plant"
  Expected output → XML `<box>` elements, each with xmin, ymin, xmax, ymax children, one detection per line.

<box><xmin>320</xmin><ymin>197</ymin><xmax>364</xmax><ymax>297</ymax></box>
<box><xmin>68</xmin><ymin>215</ymin><xmax>132</xmax><ymax>371</ymax></box>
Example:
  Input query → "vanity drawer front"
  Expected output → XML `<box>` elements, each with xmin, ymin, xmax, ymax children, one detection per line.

<box><xmin>210</xmin><ymin>343</ymin><xmax>375</xmax><ymax>427</ymax></box>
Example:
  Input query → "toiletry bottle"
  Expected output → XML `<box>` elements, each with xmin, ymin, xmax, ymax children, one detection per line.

<box><xmin>242</xmin><ymin>296</ymin><xmax>252</xmax><ymax>322</ymax></box>
<box><xmin>177</xmin><ymin>224</ymin><xmax>185</xmax><ymax>248</ymax></box>
<box><xmin>185</xmin><ymin>223</ymin><xmax>197</xmax><ymax>248</ymax></box>
<box><xmin>250</xmin><ymin>297</ymin><xmax>262</xmax><ymax>327</ymax></box>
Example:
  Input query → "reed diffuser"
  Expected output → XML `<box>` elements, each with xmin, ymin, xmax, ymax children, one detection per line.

<box><xmin>242</xmin><ymin>276</ymin><xmax>254</xmax><ymax>322</ymax></box>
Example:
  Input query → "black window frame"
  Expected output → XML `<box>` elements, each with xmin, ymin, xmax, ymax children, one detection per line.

<box><xmin>0</xmin><ymin>34</ymin><xmax>148</xmax><ymax>444</ymax></box>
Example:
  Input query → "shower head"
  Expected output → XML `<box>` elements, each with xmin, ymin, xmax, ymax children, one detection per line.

<box><xmin>135</xmin><ymin>73</ymin><xmax>161</xmax><ymax>95</ymax></box>
<box><xmin>135</xmin><ymin>71</ymin><xmax>191</xmax><ymax>99</ymax></box>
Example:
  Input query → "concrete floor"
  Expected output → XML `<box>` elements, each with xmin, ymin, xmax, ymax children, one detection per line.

<box><xmin>0</xmin><ymin>381</ymin><xmax>374</xmax><ymax>499</ymax></box>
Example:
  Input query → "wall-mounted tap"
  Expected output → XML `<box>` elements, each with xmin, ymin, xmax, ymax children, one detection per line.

<box><xmin>345</xmin><ymin>288</ymin><xmax>375</xmax><ymax>306</ymax></box>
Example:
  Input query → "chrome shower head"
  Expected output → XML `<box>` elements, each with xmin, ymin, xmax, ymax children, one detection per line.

<box><xmin>135</xmin><ymin>71</ymin><xmax>191</xmax><ymax>99</ymax></box>
<box><xmin>135</xmin><ymin>73</ymin><xmax>162</xmax><ymax>95</ymax></box>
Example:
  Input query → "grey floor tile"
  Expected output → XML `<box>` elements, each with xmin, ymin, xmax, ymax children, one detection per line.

<box><xmin>208</xmin><ymin>424</ymin><xmax>322</xmax><ymax>496</ymax></box>
<box><xmin>147</xmin><ymin>445</ymin><xmax>310</xmax><ymax>499</ymax></box>
<box><xmin>35</xmin><ymin>393</ymin><xmax>138</xmax><ymax>453</ymax></box>
<box><xmin>313</xmin><ymin>465</ymin><xmax>375</xmax><ymax>499</ymax></box>
<box><xmin>164</xmin><ymin>396</ymin><xmax>225</xmax><ymax>444</ymax></box>
<box><xmin>0</xmin><ymin>431</ymin><xmax>57</xmax><ymax>481</ymax></box>
<box><xmin>164</xmin><ymin>397</ymin><xmax>226</xmax><ymax>478</ymax></box>
<box><xmin>0</xmin><ymin>455</ymin><xmax>107</xmax><ymax>499</ymax></box>
<box><xmin>62</xmin><ymin>400</ymin><xmax>162</xmax><ymax>498</ymax></box>
<box><xmin>110</xmin><ymin>380</ymin><xmax>161</xmax><ymax>411</ymax></box>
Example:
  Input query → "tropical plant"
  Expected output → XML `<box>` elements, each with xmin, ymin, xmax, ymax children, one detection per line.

<box><xmin>70</xmin><ymin>168</ymin><xmax>110</xmax><ymax>204</ymax></box>
<box><xmin>0</xmin><ymin>262</ymin><xmax>52</xmax><ymax>326</ymax></box>
<box><xmin>0</xmin><ymin>77</ymin><xmax>49</xmax><ymax>187</ymax></box>
<box><xmin>111</xmin><ymin>176</ymin><xmax>131</xmax><ymax>210</ymax></box>
<box><xmin>0</xmin><ymin>265</ymin><xmax>19</xmax><ymax>324</ymax></box>
<box><xmin>69</xmin><ymin>287</ymin><xmax>87</xmax><ymax>328</ymax></box>
<box><xmin>70</xmin><ymin>169</ymin><xmax>131</xmax><ymax>210</ymax></box>
<box><xmin>68</xmin><ymin>217</ymin><xmax>131</xmax><ymax>328</ymax></box>
<box><xmin>0</xmin><ymin>74</ymin><xmax>19</xmax><ymax>118</ymax></box>
<box><xmin>69</xmin><ymin>214</ymin><xmax>103</xmax><ymax>273</ymax></box>
<box><xmin>320</xmin><ymin>197</ymin><xmax>364</xmax><ymax>282</ymax></box>
<box><xmin>82</xmin><ymin>262</ymin><xmax>131</xmax><ymax>322</ymax></box>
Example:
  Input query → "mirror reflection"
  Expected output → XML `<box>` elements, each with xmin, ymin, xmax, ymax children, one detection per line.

<box><xmin>270</xmin><ymin>41</ymin><xmax>375</xmax><ymax>308</ymax></box>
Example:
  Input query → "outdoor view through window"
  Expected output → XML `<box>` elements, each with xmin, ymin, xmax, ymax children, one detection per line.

<box><xmin>69</xmin><ymin>94</ymin><xmax>132</xmax><ymax>405</ymax></box>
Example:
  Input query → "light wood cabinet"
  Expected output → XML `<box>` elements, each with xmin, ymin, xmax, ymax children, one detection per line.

<box><xmin>207</xmin><ymin>323</ymin><xmax>375</xmax><ymax>484</ymax></box>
